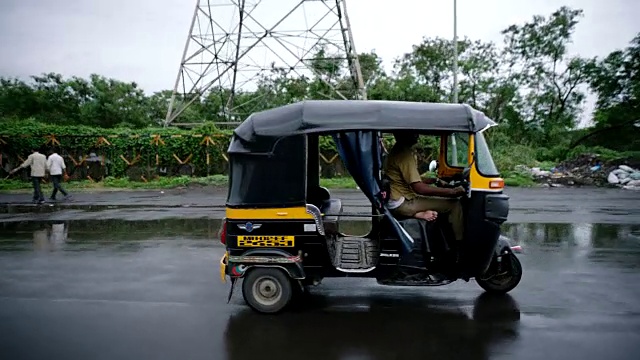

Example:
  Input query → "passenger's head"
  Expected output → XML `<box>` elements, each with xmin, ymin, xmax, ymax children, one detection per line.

<box><xmin>392</xmin><ymin>131</ymin><xmax>419</xmax><ymax>147</ymax></box>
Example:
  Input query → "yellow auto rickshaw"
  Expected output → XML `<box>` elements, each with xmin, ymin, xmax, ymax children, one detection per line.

<box><xmin>219</xmin><ymin>100</ymin><xmax>523</xmax><ymax>313</ymax></box>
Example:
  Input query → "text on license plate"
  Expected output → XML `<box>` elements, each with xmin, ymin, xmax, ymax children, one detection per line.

<box><xmin>237</xmin><ymin>236</ymin><xmax>295</xmax><ymax>247</ymax></box>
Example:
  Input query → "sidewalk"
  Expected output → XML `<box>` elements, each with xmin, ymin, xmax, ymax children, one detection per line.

<box><xmin>1</xmin><ymin>186</ymin><xmax>640</xmax><ymax>224</ymax></box>
<box><xmin>0</xmin><ymin>187</ymin><xmax>232</xmax><ymax>208</ymax></box>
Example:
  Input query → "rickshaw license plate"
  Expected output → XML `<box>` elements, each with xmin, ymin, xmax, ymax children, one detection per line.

<box><xmin>237</xmin><ymin>236</ymin><xmax>295</xmax><ymax>247</ymax></box>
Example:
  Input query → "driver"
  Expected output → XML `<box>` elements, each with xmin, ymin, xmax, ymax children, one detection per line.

<box><xmin>383</xmin><ymin>131</ymin><xmax>466</xmax><ymax>242</ymax></box>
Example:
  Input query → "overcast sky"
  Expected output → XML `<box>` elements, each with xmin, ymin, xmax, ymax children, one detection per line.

<box><xmin>1</xmin><ymin>0</ymin><xmax>638</xmax><ymax>123</ymax></box>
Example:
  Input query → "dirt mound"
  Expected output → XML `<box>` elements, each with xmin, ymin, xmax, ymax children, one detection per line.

<box><xmin>553</xmin><ymin>154</ymin><xmax>610</xmax><ymax>186</ymax></box>
<box><xmin>520</xmin><ymin>153</ymin><xmax>640</xmax><ymax>189</ymax></box>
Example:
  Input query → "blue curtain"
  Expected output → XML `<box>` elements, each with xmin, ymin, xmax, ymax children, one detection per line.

<box><xmin>333</xmin><ymin>131</ymin><xmax>415</xmax><ymax>255</ymax></box>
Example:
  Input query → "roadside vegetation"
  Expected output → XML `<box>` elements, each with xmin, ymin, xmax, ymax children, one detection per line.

<box><xmin>1</xmin><ymin>6</ymin><xmax>638</xmax><ymax>191</ymax></box>
<box><xmin>0</xmin><ymin>175</ymin><xmax>359</xmax><ymax>192</ymax></box>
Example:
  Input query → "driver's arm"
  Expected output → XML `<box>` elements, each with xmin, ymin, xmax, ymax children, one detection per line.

<box><xmin>398</xmin><ymin>151</ymin><xmax>460</xmax><ymax>197</ymax></box>
<box><xmin>412</xmin><ymin>180</ymin><xmax>461</xmax><ymax>197</ymax></box>
<box><xmin>421</xmin><ymin>176</ymin><xmax>437</xmax><ymax>185</ymax></box>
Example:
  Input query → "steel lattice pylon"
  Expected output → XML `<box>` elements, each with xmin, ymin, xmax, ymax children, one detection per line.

<box><xmin>165</xmin><ymin>0</ymin><xmax>365</xmax><ymax>126</ymax></box>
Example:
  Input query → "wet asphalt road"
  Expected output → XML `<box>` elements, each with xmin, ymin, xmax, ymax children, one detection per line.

<box><xmin>1</xmin><ymin>187</ymin><xmax>640</xmax><ymax>359</ymax></box>
<box><xmin>2</xmin><ymin>186</ymin><xmax>640</xmax><ymax>224</ymax></box>
<box><xmin>1</xmin><ymin>217</ymin><xmax>640</xmax><ymax>360</ymax></box>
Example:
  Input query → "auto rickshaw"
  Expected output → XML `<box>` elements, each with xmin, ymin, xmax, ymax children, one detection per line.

<box><xmin>219</xmin><ymin>100</ymin><xmax>523</xmax><ymax>313</ymax></box>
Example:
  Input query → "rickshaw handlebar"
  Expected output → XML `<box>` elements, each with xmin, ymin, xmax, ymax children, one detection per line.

<box><xmin>437</xmin><ymin>178</ymin><xmax>468</xmax><ymax>189</ymax></box>
<box><xmin>437</xmin><ymin>178</ymin><xmax>471</xmax><ymax>197</ymax></box>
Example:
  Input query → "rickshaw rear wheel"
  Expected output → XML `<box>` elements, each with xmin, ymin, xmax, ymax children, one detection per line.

<box><xmin>242</xmin><ymin>267</ymin><xmax>293</xmax><ymax>314</ymax></box>
<box><xmin>476</xmin><ymin>254</ymin><xmax>522</xmax><ymax>294</ymax></box>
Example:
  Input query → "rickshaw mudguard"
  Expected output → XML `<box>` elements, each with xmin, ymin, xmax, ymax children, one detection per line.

<box><xmin>226</xmin><ymin>248</ymin><xmax>306</xmax><ymax>280</ymax></box>
<box><xmin>494</xmin><ymin>235</ymin><xmax>514</xmax><ymax>257</ymax></box>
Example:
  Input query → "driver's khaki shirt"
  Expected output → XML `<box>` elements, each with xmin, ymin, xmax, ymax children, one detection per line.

<box><xmin>383</xmin><ymin>144</ymin><xmax>422</xmax><ymax>201</ymax></box>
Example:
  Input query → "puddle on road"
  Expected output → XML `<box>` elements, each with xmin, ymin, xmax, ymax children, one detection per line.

<box><xmin>223</xmin><ymin>292</ymin><xmax>522</xmax><ymax>360</ymax></box>
<box><xmin>0</xmin><ymin>204</ymin><xmax>223</xmax><ymax>214</ymax></box>
<box><xmin>0</xmin><ymin>218</ymin><xmax>223</xmax><ymax>239</ymax></box>
<box><xmin>1</xmin><ymin>220</ymin><xmax>638</xmax><ymax>258</ymax></box>
<box><xmin>0</xmin><ymin>219</ymin><xmax>223</xmax><ymax>252</ymax></box>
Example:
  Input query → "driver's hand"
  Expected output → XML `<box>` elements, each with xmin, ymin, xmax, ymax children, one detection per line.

<box><xmin>452</xmin><ymin>186</ymin><xmax>465</xmax><ymax>195</ymax></box>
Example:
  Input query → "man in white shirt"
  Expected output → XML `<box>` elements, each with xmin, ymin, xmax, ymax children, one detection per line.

<box><xmin>46</xmin><ymin>148</ymin><xmax>70</xmax><ymax>201</ymax></box>
<box><xmin>10</xmin><ymin>147</ymin><xmax>47</xmax><ymax>203</ymax></box>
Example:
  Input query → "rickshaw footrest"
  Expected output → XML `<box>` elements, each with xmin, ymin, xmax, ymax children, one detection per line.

<box><xmin>333</xmin><ymin>236</ymin><xmax>378</xmax><ymax>270</ymax></box>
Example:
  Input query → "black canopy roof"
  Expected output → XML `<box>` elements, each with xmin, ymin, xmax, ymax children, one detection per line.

<box><xmin>233</xmin><ymin>100</ymin><xmax>496</xmax><ymax>144</ymax></box>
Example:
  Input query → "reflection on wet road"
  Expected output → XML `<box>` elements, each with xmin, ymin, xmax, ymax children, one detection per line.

<box><xmin>1</xmin><ymin>220</ymin><xmax>640</xmax><ymax>360</ymax></box>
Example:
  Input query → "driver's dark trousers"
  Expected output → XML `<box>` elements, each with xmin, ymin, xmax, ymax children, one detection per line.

<box><xmin>392</xmin><ymin>196</ymin><xmax>464</xmax><ymax>241</ymax></box>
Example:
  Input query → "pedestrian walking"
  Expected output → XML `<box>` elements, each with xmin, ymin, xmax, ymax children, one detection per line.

<box><xmin>46</xmin><ymin>147</ymin><xmax>71</xmax><ymax>201</ymax></box>
<box><xmin>9</xmin><ymin>146</ymin><xmax>47</xmax><ymax>204</ymax></box>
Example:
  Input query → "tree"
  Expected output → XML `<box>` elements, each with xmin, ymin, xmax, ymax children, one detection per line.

<box><xmin>0</xmin><ymin>73</ymin><xmax>154</xmax><ymax>128</ymax></box>
<box><xmin>0</xmin><ymin>78</ymin><xmax>39</xmax><ymax>120</ymax></box>
<box><xmin>578</xmin><ymin>33</ymin><xmax>640</xmax><ymax>150</ymax></box>
<box><xmin>500</xmin><ymin>6</ymin><xmax>595</xmax><ymax>142</ymax></box>
<box><xmin>394</xmin><ymin>37</ymin><xmax>454</xmax><ymax>102</ymax></box>
<box><xmin>79</xmin><ymin>74</ymin><xmax>150</xmax><ymax>128</ymax></box>
<box><xmin>358</xmin><ymin>51</ymin><xmax>386</xmax><ymax>88</ymax></box>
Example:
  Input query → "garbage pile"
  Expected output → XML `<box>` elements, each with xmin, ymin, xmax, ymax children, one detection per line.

<box><xmin>607</xmin><ymin>165</ymin><xmax>640</xmax><ymax>190</ymax></box>
<box><xmin>515</xmin><ymin>153</ymin><xmax>640</xmax><ymax>190</ymax></box>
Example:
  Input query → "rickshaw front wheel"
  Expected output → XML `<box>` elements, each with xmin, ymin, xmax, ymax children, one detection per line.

<box><xmin>476</xmin><ymin>254</ymin><xmax>523</xmax><ymax>294</ymax></box>
<box><xmin>242</xmin><ymin>267</ymin><xmax>293</xmax><ymax>314</ymax></box>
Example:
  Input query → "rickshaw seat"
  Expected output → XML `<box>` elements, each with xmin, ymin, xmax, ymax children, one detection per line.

<box><xmin>320</xmin><ymin>198</ymin><xmax>342</xmax><ymax>234</ymax></box>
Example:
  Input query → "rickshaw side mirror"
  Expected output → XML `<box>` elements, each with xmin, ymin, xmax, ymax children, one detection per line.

<box><xmin>428</xmin><ymin>160</ymin><xmax>438</xmax><ymax>172</ymax></box>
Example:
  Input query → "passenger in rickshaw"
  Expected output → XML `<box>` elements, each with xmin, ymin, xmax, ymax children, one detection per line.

<box><xmin>383</xmin><ymin>131</ymin><xmax>466</xmax><ymax>242</ymax></box>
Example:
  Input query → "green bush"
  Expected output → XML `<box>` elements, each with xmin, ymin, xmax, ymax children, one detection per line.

<box><xmin>503</xmin><ymin>172</ymin><xmax>535</xmax><ymax>187</ymax></box>
<box><xmin>565</xmin><ymin>145</ymin><xmax>640</xmax><ymax>162</ymax></box>
<box><xmin>4</xmin><ymin>118</ymin><xmax>635</xmax><ymax>190</ymax></box>
<box><xmin>536</xmin><ymin>145</ymin><xmax>571</xmax><ymax>163</ymax></box>
<box><xmin>493</xmin><ymin>144</ymin><xmax>538</xmax><ymax>172</ymax></box>
<box><xmin>0</xmin><ymin>119</ymin><xmax>233</xmax><ymax>178</ymax></box>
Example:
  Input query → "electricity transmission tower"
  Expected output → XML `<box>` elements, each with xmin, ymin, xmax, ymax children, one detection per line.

<box><xmin>165</xmin><ymin>0</ymin><xmax>366</xmax><ymax>126</ymax></box>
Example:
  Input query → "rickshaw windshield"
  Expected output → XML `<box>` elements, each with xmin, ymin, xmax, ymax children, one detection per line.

<box><xmin>474</xmin><ymin>130</ymin><xmax>499</xmax><ymax>176</ymax></box>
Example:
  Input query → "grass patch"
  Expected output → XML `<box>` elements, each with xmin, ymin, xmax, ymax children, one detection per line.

<box><xmin>0</xmin><ymin>176</ymin><xmax>359</xmax><ymax>192</ymax></box>
<box><xmin>502</xmin><ymin>172</ymin><xmax>535</xmax><ymax>187</ymax></box>
<box><xmin>567</xmin><ymin>146</ymin><xmax>640</xmax><ymax>163</ymax></box>
<box><xmin>534</xmin><ymin>161</ymin><xmax>557</xmax><ymax>171</ymax></box>
<box><xmin>101</xmin><ymin>175</ymin><xmax>229</xmax><ymax>189</ymax></box>
<box><xmin>0</xmin><ymin>171</ymin><xmax>546</xmax><ymax>193</ymax></box>
<box><xmin>319</xmin><ymin>177</ymin><xmax>357</xmax><ymax>189</ymax></box>
<box><xmin>0</xmin><ymin>175</ymin><xmax>229</xmax><ymax>192</ymax></box>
